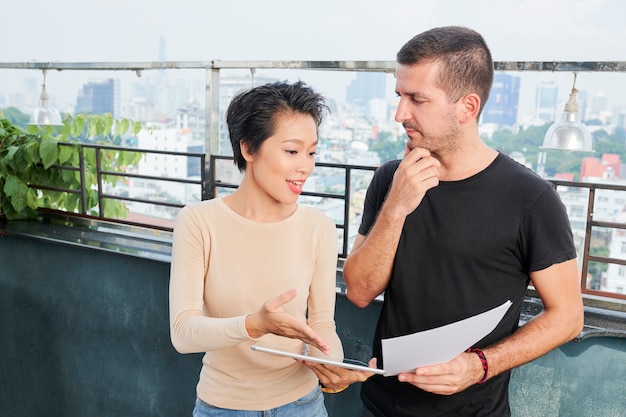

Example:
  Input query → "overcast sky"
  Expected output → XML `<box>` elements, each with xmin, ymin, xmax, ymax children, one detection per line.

<box><xmin>2</xmin><ymin>0</ymin><xmax>625</xmax><ymax>117</ymax></box>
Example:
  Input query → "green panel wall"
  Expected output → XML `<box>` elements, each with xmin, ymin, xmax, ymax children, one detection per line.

<box><xmin>1</xmin><ymin>234</ymin><xmax>625</xmax><ymax>417</ymax></box>
<box><xmin>509</xmin><ymin>336</ymin><xmax>626</xmax><ymax>416</ymax></box>
<box><xmin>0</xmin><ymin>235</ymin><xmax>201</xmax><ymax>417</ymax></box>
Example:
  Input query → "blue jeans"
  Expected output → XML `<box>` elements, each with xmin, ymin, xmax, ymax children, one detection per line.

<box><xmin>192</xmin><ymin>386</ymin><xmax>328</xmax><ymax>417</ymax></box>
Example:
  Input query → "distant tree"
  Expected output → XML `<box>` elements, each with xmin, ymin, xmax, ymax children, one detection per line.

<box><xmin>370</xmin><ymin>131</ymin><xmax>404</xmax><ymax>162</ymax></box>
<box><xmin>592</xmin><ymin>129</ymin><xmax>610</xmax><ymax>142</ymax></box>
<box><xmin>487</xmin><ymin>129</ymin><xmax>516</xmax><ymax>154</ymax></box>
<box><xmin>591</xmin><ymin>128</ymin><xmax>626</xmax><ymax>161</ymax></box>
<box><xmin>595</xmin><ymin>140</ymin><xmax>626</xmax><ymax>157</ymax></box>
<box><xmin>487</xmin><ymin>124</ymin><xmax>548</xmax><ymax>155</ymax></box>
<box><xmin>1</xmin><ymin>107</ymin><xmax>30</xmax><ymax>129</ymax></box>
<box><xmin>588</xmin><ymin>245</ymin><xmax>610</xmax><ymax>290</ymax></box>
<box><xmin>486</xmin><ymin>122</ymin><xmax>626</xmax><ymax>178</ymax></box>
<box><xmin>585</xmin><ymin>118</ymin><xmax>604</xmax><ymax>126</ymax></box>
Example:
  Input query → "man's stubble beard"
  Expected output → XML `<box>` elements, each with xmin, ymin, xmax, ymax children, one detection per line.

<box><xmin>405</xmin><ymin>117</ymin><xmax>461</xmax><ymax>157</ymax></box>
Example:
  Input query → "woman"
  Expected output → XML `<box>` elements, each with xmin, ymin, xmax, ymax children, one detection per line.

<box><xmin>169</xmin><ymin>80</ymin><xmax>350</xmax><ymax>416</ymax></box>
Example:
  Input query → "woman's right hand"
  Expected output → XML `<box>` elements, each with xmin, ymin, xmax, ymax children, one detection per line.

<box><xmin>245</xmin><ymin>289</ymin><xmax>330</xmax><ymax>355</ymax></box>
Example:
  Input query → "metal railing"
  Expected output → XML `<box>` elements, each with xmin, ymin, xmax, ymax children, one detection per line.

<box><xmin>3</xmin><ymin>59</ymin><xmax>626</xmax><ymax>192</ymax></box>
<box><xmin>27</xmin><ymin>146</ymin><xmax>626</xmax><ymax>304</ymax></box>
<box><xmin>209</xmin><ymin>154</ymin><xmax>377</xmax><ymax>258</ymax></box>
<box><xmin>3</xmin><ymin>59</ymin><xmax>626</xmax><ymax>307</ymax></box>
<box><xmin>551</xmin><ymin>179</ymin><xmax>626</xmax><ymax>301</ymax></box>
<box><xmin>29</xmin><ymin>143</ymin><xmax>205</xmax><ymax>231</ymax></box>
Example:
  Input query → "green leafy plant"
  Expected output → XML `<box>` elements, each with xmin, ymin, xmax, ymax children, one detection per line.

<box><xmin>0</xmin><ymin>112</ymin><xmax>143</xmax><ymax>221</ymax></box>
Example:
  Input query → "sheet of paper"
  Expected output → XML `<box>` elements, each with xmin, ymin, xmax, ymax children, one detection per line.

<box><xmin>381</xmin><ymin>300</ymin><xmax>512</xmax><ymax>376</ymax></box>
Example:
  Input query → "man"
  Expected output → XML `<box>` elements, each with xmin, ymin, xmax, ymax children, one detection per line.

<box><xmin>342</xmin><ymin>26</ymin><xmax>584</xmax><ymax>416</ymax></box>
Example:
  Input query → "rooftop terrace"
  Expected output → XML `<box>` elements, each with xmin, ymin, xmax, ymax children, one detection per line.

<box><xmin>1</xmin><ymin>59</ymin><xmax>626</xmax><ymax>416</ymax></box>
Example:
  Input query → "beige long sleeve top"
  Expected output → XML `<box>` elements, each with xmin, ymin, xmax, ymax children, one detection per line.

<box><xmin>169</xmin><ymin>198</ymin><xmax>343</xmax><ymax>410</ymax></box>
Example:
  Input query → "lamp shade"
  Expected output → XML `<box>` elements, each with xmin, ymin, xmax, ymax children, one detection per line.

<box><xmin>540</xmin><ymin>72</ymin><xmax>593</xmax><ymax>153</ymax></box>
<box><xmin>28</xmin><ymin>71</ymin><xmax>63</xmax><ymax>126</ymax></box>
<box><xmin>541</xmin><ymin>110</ymin><xmax>593</xmax><ymax>152</ymax></box>
<box><xmin>30</xmin><ymin>104</ymin><xmax>63</xmax><ymax>126</ymax></box>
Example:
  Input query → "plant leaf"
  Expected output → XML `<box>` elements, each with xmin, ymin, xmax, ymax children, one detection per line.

<box><xmin>26</xmin><ymin>188</ymin><xmax>38</xmax><ymax>209</ymax></box>
<box><xmin>58</xmin><ymin>144</ymin><xmax>74</xmax><ymax>164</ymax></box>
<box><xmin>39</xmin><ymin>138</ymin><xmax>59</xmax><ymax>169</ymax></box>
<box><xmin>72</xmin><ymin>116</ymin><xmax>86</xmax><ymax>137</ymax></box>
<box><xmin>133</xmin><ymin>121</ymin><xmax>142</xmax><ymax>135</ymax></box>
<box><xmin>3</xmin><ymin>175</ymin><xmax>29</xmax><ymax>213</ymax></box>
<box><xmin>102</xmin><ymin>114</ymin><xmax>114</xmax><ymax>137</ymax></box>
<box><xmin>116</xmin><ymin>119</ymin><xmax>130</xmax><ymax>136</ymax></box>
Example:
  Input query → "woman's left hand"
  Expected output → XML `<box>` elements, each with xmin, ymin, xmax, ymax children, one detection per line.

<box><xmin>303</xmin><ymin>357</ymin><xmax>378</xmax><ymax>391</ymax></box>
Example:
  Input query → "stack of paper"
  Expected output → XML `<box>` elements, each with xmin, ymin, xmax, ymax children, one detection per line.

<box><xmin>381</xmin><ymin>300</ymin><xmax>512</xmax><ymax>376</ymax></box>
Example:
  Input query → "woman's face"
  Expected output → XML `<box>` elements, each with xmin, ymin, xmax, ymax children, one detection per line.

<box><xmin>243</xmin><ymin>112</ymin><xmax>318</xmax><ymax>206</ymax></box>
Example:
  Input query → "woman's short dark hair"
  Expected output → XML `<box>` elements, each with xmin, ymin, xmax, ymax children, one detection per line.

<box><xmin>396</xmin><ymin>26</ymin><xmax>494</xmax><ymax>119</ymax></box>
<box><xmin>226</xmin><ymin>80</ymin><xmax>329</xmax><ymax>172</ymax></box>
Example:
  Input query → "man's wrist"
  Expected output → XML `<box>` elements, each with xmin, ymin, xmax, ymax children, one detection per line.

<box><xmin>467</xmin><ymin>347</ymin><xmax>489</xmax><ymax>384</ymax></box>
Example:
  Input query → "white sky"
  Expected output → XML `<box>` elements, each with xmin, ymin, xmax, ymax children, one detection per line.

<box><xmin>2</xmin><ymin>0</ymin><xmax>625</xmax><ymax>117</ymax></box>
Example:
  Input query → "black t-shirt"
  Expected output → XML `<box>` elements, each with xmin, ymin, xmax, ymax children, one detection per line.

<box><xmin>358</xmin><ymin>153</ymin><xmax>577</xmax><ymax>417</ymax></box>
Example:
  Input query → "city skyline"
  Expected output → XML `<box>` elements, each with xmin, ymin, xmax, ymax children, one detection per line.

<box><xmin>1</xmin><ymin>65</ymin><xmax>621</xmax><ymax>130</ymax></box>
<box><xmin>2</xmin><ymin>0</ymin><xmax>626</xmax><ymax>121</ymax></box>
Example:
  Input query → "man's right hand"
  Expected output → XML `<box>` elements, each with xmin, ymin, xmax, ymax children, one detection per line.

<box><xmin>386</xmin><ymin>146</ymin><xmax>440</xmax><ymax>217</ymax></box>
<box><xmin>343</xmin><ymin>146</ymin><xmax>440</xmax><ymax>308</ymax></box>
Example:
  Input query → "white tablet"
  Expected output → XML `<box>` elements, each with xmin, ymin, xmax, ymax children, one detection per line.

<box><xmin>251</xmin><ymin>344</ymin><xmax>386</xmax><ymax>375</ymax></box>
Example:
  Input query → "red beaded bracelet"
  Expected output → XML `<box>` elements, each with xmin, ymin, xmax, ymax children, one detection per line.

<box><xmin>467</xmin><ymin>347</ymin><xmax>488</xmax><ymax>384</ymax></box>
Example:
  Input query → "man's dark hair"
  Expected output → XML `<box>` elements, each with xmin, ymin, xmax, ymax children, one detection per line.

<box><xmin>397</xmin><ymin>26</ymin><xmax>494</xmax><ymax>118</ymax></box>
<box><xmin>226</xmin><ymin>80</ymin><xmax>329</xmax><ymax>172</ymax></box>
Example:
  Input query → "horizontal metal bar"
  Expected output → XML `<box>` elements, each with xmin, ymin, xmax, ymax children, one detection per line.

<box><xmin>28</xmin><ymin>184</ymin><xmax>81</xmax><ymax>195</ymax></box>
<box><xmin>591</xmin><ymin>220</ymin><xmax>626</xmax><ymax>231</ymax></box>
<box><xmin>588</xmin><ymin>255</ymin><xmax>626</xmax><ymax>266</ymax></box>
<box><xmin>583</xmin><ymin>288</ymin><xmax>626</xmax><ymax>301</ymax></box>
<box><xmin>316</xmin><ymin>161</ymin><xmax>378</xmax><ymax>171</ymax></box>
<box><xmin>214</xmin><ymin>183</ymin><xmax>238</xmax><ymax>190</ymax></box>
<box><xmin>300</xmin><ymin>190</ymin><xmax>346</xmax><ymax>200</ymax></box>
<box><xmin>100</xmin><ymin>170</ymin><xmax>203</xmax><ymax>185</ymax></box>
<box><xmin>64</xmin><ymin>142</ymin><xmax>205</xmax><ymax>158</ymax></box>
<box><xmin>2</xmin><ymin>60</ymin><xmax>626</xmax><ymax>72</ymax></box>
<box><xmin>493</xmin><ymin>61</ymin><xmax>626</xmax><ymax>72</ymax></box>
<box><xmin>300</xmin><ymin>191</ymin><xmax>346</xmax><ymax>200</ymax></box>
<box><xmin>211</xmin><ymin>60</ymin><xmax>397</xmax><ymax>72</ymax></box>
<box><xmin>0</xmin><ymin>61</ymin><xmax>213</xmax><ymax>71</ymax></box>
<box><xmin>551</xmin><ymin>179</ymin><xmax>626</xmax><ymax>192</ymax></box>
<box><xmin>102</xmin><ymin>194</ymin><xmax>184</xmax><ymax>209</ymax></box>
<box><xmin>213</xmin><ymin>181</ymin><xmax>344</xmax><ymax>200</ymax></box>
<box><xmin>48</xmin><ymin>164</ymin><xmax>80</xmax><ymax>172</ymax></box>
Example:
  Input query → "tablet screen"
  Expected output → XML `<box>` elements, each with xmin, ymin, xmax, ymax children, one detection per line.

<box><xmin>250</xmin><ymin>344</ymin><xmax>386</xmax><ymax>375</ymax></box>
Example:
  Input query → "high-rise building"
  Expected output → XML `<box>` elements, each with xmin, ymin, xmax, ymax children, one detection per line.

<box><xmin>216</xmin><ymin>75</ymin><xmax>279</xmax><ymax>155</ymax></box>
<box><xmin>75</xmin><ymin>79</ymin><xmax>120</xmax><ymax>116</ymax></box>
<box><xmin>589</xmin><ymin>91</ymin><xmax>608</xmax><ymax>121</ymax></box>
<box><xmin>346</xmin><ymin>72</ymin><xmax>386</xmax><ymax>105</ymax></box>
<box><xmin>482</xmin><ymin>73</ymin><xmax>520</xmax><ymax>128</ymax></box>
<box><xmin>535</xmin><ymin>79</ymin><xmax>559</xmax><ymax>124</ymax></box>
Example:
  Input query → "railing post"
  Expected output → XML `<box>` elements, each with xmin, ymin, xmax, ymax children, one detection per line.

<box><xmin>343</xmin><ymin>167</ymin><xmax>352</xmax><ymax>257</ymax></box>
<box><xmin>78</xmin><ymin>145</ymin><xmax>88</xmax><ymax>215</ymax></box>
<box><xmin>95</xmin><ymin>146</ymin><xmax>104</xmax><ymax>217</ymax></box>
<box><xmin>581</xmin><ymin>187</ymin><xmax>596</xmax><ymax>291</ymax></box>
<box><xmin>204</xmin><ymin>65</ymin><xmax>221</xmax><ymax>201</ymax></box>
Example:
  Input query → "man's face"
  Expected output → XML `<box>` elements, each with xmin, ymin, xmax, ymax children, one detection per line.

<box><xmin>394</xmin><ymin>61</ymin><xmax>462</xmax><ymax>155</ymax></box>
